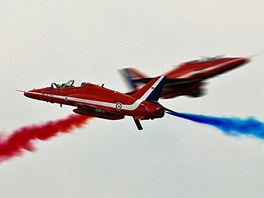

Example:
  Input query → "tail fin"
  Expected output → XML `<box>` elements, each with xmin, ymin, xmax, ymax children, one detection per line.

<box><xmin>119</xmin><ymin>68</ymin><xmax>148</xmax><ymax>89</ymax></box>
<box><xmin>131</xmin><ymin>76</ymin><xmax>166</xmax><ymax>102</ymax></box>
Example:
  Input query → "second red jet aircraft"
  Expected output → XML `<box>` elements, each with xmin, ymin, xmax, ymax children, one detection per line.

<box><xmin>120</xmin><ymin>56</ymin><xmax>250</xmax><ymax>99</ymax></box>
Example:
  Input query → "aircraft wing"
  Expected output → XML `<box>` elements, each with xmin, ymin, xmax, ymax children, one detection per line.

<box><xmin>163</xmin><ymin>78</ymin><xmax>206</xmax><ymax>98</ymax></box>
<box><xmin>132</xmin><ymin>78</ymin><xmax>202</xmax><ymax>85</ymax></box>
<box><xmin>124</xmin><ymin>77</ymin><xmax>206</xmax><ymax>98</ymax></box>
<box><xmin>74</xmin><ymin>103</ymin><xmax>125</xmax><ymax>120</ymax></box>
<box><xmin>75</xmin><ymin>102</ymin><xmax>114</xmax><ymax>112</ymax></box>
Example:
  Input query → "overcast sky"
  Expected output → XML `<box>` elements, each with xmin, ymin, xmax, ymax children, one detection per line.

<box><xmin>1</xmin><ymin>0</ymin><xmax>264</xmax><ymax>197</ymax></box>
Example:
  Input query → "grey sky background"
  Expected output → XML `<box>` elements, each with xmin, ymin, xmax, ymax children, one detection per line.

<box><xmin>0</xmin><ymin>1</ymin><xmax>264</xmax><ymax>197</ymax></box>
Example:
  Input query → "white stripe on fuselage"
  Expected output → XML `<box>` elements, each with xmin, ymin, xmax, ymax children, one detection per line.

<box><xmin>67</xmin><ymin>96</ymin><xmax>143</xmax><ymax>111</ymax></box>
<box><xmin>27</xmin><ymin>91</ymin><xmax>143</xmax><ymax>111</ymax></box>
<box><xmin>179</xmin><ymin>58</ymin><xmax>242</xmax><ymax>78</ymax></box>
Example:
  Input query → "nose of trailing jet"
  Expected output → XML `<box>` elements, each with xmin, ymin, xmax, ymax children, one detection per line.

<box><xmin>235</xmin><ymin>57</ymin><xmax>251</xmax><ymax>65</ymax></box>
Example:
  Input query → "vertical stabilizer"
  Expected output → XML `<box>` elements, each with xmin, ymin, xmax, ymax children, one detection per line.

<box><xmin>131</xmin><ymin>76</ymin><xmax>166</xmax><ymax>102</ymax></box>
<box><xmin>119</xmin><ymin>68</ymin><xmax>148</xmax><ymax>89</ymax></box>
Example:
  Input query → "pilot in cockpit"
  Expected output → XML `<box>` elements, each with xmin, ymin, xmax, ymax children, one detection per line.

<box><xmin>61</xmin><ymin>80</ymin><xmax>75</xmax><ymax>88</ymax></box>
<box><xmin>51</xmin><ymin>80</ymin><xmax>86</xmax><ymax>89</ymax></box>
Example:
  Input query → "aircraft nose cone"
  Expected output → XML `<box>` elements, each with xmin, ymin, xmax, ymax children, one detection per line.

<box><xmin>24</xmin><ymin>91</ymin><xmax>31</xmax><ymax>98</ymax></box>
<box><xmin>24</xmin><ymin>90</ymin><xmax>37</xmax><ymax>99</ymax></box>
<box><xmin>236</xmin><ymin>57</ymin><xmax>250</xmax><ymax>65</ymax></box>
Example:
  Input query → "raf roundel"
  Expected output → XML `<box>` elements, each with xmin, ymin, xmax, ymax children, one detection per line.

<box><xmin>115</xmin><ymin>102</ymin><xmax>122</xmax><ymax>111</ymax></box>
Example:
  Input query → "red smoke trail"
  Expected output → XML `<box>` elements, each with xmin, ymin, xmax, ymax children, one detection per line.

<box><xmin>0</xmin><ymin>114</ymin><xmax>92</xmax><ymax>163</ymax></box>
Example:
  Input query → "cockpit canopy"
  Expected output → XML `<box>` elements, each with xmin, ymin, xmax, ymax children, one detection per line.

<box><xmin>188</xmin><ymin>55</ymin><xmax>225</xmax><ymax>63</ymax></box>
<box><xmin>51</xmin><ymin>80</ymin><xmax>86</xmax><ymax>89</ymax></box>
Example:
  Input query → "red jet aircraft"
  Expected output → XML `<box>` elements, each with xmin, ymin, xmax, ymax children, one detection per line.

<box><xmin>24</xmin><ymin>76</ymin><xmax>174</xmax><ymax>130</ymax></box>
<box><xmin>120</xmin><ymin>56</ymin><xmax>250</xmax><ymax>99</ymax></box>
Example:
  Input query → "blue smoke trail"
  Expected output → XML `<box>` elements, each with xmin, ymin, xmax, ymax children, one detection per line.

<box><xmin>167</xmin><ymin>111</ymin><xmax>264</xmax><ymax>139</ymax></box>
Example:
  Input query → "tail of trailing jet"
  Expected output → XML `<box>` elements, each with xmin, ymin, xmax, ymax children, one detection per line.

<box><xmin>129</xmin><ymin>76</ymin><xmax>166</xmax><ymax>130</ymax></box>
<box><xmin>119</xmin><ymin>68</ymin><xmax>149</xmax><ymax>89</ymax></box>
